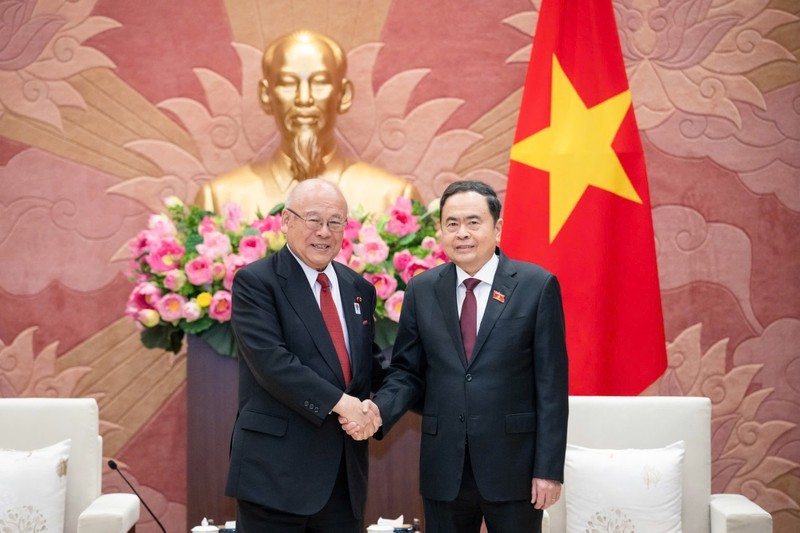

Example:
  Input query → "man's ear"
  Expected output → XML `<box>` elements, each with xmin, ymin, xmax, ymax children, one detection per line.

<box><xmin>338</xmin><ymin>78</ymin><xmax>354</xmax><ymax>114</ymax></box>
<box><xmin>259</xmin><ymin>79</ymin><xmax>273</xmax><ymax>115</ymax></box>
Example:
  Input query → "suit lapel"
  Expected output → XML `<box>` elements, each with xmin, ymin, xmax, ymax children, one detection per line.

<box><xmin>333</xmin><ymin>262</ymin><xmax>363</xmax><ymax>387</ymax></box>
<box><xmin>469</xmin><ymin>252</ymin><xmax>518</xmax><ymax>367</ymax></box>
<box><xmin>276</xmin><ymin>247</ymin><xmax>347</xmax><ymax>388</ymax></box>
<box><xmin>434</xmin><ymin>263</ymin><xmax>468</xmax><ymax>368</ymax></box>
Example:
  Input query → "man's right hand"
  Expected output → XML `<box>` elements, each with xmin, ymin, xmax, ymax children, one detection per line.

<box><xmin>334</xmin><ymin>396</ymin><xmax>381</xmax><ymax>440</ymax></box>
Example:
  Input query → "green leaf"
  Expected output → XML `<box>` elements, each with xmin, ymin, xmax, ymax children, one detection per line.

<box><xmin>268</xmin><ymin>202</ymin><xmax>285</xmax><ymax>216</ymax></box>
<box><xmin>374</xmin><ymin>317</ymin><xmax>399</xmax><ymax>351</ymax></box>
<box><xmin>140</xmin><ymin>324</ymin><xmax>185</xmax><ymax>354</ymax></box>
<box><xmin>199</xmin><ymin>322</ymin><xmax>237</xmax><ymax>358</ymax></box>
<box><xmin>182</xmin><ymin>316</ymin><xmax>214</xmax><ymax>335</ymax></box>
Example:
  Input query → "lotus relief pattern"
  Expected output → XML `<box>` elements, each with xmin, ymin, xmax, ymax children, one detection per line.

<box><xmin>644</xmin><ymin>323</ymin><xmax>800</xmax><ymax>515</ymax></box>
<box><xmin>0</xmin><ymin>0</ymin><xmax>119</xmax><ymax>129</ymax></box>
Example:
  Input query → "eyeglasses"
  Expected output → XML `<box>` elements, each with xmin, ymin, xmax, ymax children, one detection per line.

<box><xmin>285</xmin><ymin>207</ymin><xmax>347</xmax><ymax>233</ymax></box>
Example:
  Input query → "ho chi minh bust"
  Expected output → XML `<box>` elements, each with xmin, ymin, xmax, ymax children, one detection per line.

<box><xmin>195</xmin><ymin>30</ymin><xmax>420</xmax><ymax>219</ymax></box>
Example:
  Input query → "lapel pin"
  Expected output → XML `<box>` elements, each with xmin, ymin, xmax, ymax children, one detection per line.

<box><xmin>493</xmin><ymin>290</ymin><xmax>505</xmax><ymax>303</ymax></box>
<box><xmin>354</xmin><ymin>302</ymin><xmax>362</xmax><ymax>315</ymax></box>
<box><xmin>356</xmin><ymin>296</ymin><xmax>362</xmax><ymax>303</ymax></box>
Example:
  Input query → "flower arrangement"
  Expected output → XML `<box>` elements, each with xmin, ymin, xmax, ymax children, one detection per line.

<box><xmin>126</xmin><ymin>195</ymin><xmax>446</xmax><ymax>357</ymax></box>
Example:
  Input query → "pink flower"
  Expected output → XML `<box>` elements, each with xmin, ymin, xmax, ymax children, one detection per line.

<box><xmin>363</xmin><ymin>271</ymin><xmax>398</xmax><ymax>300</ymax></box>
<box><xmin>210</xmin><ymin>262</ymin><xmax>226</xmax><ymax>281</ymax></box>
<box><xmin>148</xmin><ymin>214</ymin><xmax>177</xmax><ymax>238</ymax></box>
<box><xmin>129</xmin><ymin>229</ymin><xmax>156</xmax><ymax>259</ymax></box>
<box><xmin>348</xmin><ymin>255</ymin><xmax>366</xmax><ymax>273</ymax></box>
<box><xmin>145</xmin><ymin>239</ymin><xmax>185</xmax><ymax>273</ymax></box>
<box><xmin>239</xmin><ymin>235</ymin><xmax>267</xmax><ymax>263</ymax></box>
<box><xmin>197</xmin><ymin>231</ymin><xmax>232</xmax><ymax>260</ymax></box>
<box><xmin>251</xmin><ymin>214</ymin><xmax>281</xmax><ymax>233</ymax></box>
<box><xmin>127</xmin><ymin>282</ymin><xmax>161</xmax><ymax>311</ymax></box>
<box><xmin>223</xmin><ymin>202</ymin><xmax>243</xmax><ymax>232</ymax></box>
<box><xmin>359</xmin><ymin>224</ymin><xmax>380</xmax><ymax>242</ymax></box>
<box><xmin>155</xmin><ymin>293</ymin><xmax>187</xmax><ymax>322</ymax></box>
<box><xmin>223</xmin><ymin>254</ymin><xmax>247</xmax><ymax>290</ymax></box>
<box><xmin>335</xmin><ymin>238</ymin><xmax>354</xmax><ymax>263</ymax></box>
<box><xmin>209</xmin><ymin>291</ymin><xmax>233</xmax><ymax>321</ymax></box>
<box><xmin>354</xmin><ymin>239</ymin><xmax>389</xmax><ymax>265</ymax></box>
<box><xmin>138</xmin><ymin>309</ymin><xmax>160</xmax><ymax>328</ymax></box>
<box><xmin>401</xmin><ymin>257</ymin><xmax>431</xmax><ymax>283</ymax></box>
<box><xmin>163</xmin><ymin>269</ymin><xmax>187</xmax><ymax>291</ymax></box>
<box><xmin>185</xmin><ymin>256</ymin><xmax>213</xmax><ymax>285</ymax></box>
<box><xmin>421</xmin><ymin>237</ymin><xmax>437</xmax><ymax>250</ymax></box>
<box><xmin>385</xmin><ymin>291</ymin><xmax>405</xmax><ymax>322</ymax></box>
<box><xmin>183</xmin><ymin>301</ymin><xmax>203</xmax><ymax>322</ymax></box>
<box><xmin>198</xmin><ymin>216</ymin><xmax>219</xmax><ymax>236</ymax></box>
<box><xmin>431</xmin><ymin>244</ymin><xmax>450</xmax><ymax>263</ymax></box>
<box><xmin>393</xmin><ymin>250</ymin><xmax>414</xmax><ymax>272</ymax></box>
<box><xmin>385</xmin><ymin>197</ymin><xmax>420</xmax><ymax>237</ymax></box>
<box><xmin>344</xmin><ymin>218</ymin><xmax>362</xmax><ymax>240</ymax></box>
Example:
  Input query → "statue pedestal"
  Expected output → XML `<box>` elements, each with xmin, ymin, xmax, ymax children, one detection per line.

<box><xmin>186</xmin><ymin>335</ymin><xmax>238</xmax><ymax>527</ymax></box>
<box><xmin>186</xmin><ymin>334</ymin><xmax>423</xmax><ymax>527</ymax></box>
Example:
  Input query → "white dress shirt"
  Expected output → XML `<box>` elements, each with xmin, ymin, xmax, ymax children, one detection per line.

<box><xmin>455</xmin><ymin>253</ymin><xmax>499</xmax><ymax>337</ymax></box>
<box><xmin>287</xmin><ymin>246</ymin><xmax>351</xmax><ymax>356</ymax></box>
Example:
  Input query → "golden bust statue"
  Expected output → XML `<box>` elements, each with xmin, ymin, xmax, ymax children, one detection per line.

<box><xmin>196</xmin><ymin>30</ymin><xmax>420</xmax><ymax>219</ymax></box>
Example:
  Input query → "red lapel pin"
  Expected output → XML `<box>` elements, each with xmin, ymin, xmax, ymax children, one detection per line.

<box><xmin>493</xmin><ymin>290</ymin><xmax>505</xmax><ymax>303</ymax></box>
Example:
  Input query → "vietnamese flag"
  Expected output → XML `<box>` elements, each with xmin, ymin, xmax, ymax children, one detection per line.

<box><xmin>501</xmin><ymin>0</ymin><xmax>666</xmax><ymax>395</ymax></box>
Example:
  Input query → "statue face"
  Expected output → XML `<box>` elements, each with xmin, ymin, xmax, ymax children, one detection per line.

<box><xmin>262</xmin><ymin>38</ymin><xmax>352</xmax><ymax>149</ymax></box>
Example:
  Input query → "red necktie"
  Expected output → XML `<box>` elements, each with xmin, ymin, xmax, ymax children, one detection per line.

<box><xmin>317</xmin><ymin>273</ymin><xmax>352</xmax><ymax>386</ymax></box>
<box><xmin>460</xmin><ymin>278</ymin><xmax>480</xmax><ymax>362</ymax></box>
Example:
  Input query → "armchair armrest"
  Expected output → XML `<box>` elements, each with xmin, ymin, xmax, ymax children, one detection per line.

<box><xmin>77</xmin><ymin>493</ymin><xmax>140</xmax><ymax>533</ymax></box>
<box><xmin>710</xmin><ymin>493</ymin><xmax>772</xmax><ymax>533</ymax></box>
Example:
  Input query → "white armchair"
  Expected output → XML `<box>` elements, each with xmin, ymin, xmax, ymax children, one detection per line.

<box><xmin>543</xmin><ymin>396</ymin><xmax>772</xmax><ymax>533</ymax></box>
<box><xmin>0</xmin><ymin>398</ymin><xmax>140</xmax><ymax>533</ymax></box>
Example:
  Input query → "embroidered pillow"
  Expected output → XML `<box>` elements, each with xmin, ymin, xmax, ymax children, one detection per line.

<box><xmin>0</xmin><ymin>439</ymin><xmax>71</xmax><ymax>533</ymax></box>
<box><xmin>564</xmin><ymin>440</ymin><xmax>684</xmax><ymax>533</ymax></box>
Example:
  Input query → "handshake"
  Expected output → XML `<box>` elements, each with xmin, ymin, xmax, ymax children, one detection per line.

<box><xmin>333</xmin><ymin>394</ymin><xmax>382</xmax><ymax>441</ymax></box>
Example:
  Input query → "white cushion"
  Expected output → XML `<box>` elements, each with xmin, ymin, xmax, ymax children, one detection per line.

<box><xmin>565</xmin><ymin>440</ymin><xmax>685</xmax><ymax>533</ymax></box>
<box><xmin>0</xmin><ymin>439</ymin><xmax>71</xmax><ymax>533</ymax></box>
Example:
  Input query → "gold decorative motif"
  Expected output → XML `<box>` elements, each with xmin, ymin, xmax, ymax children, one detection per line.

<box><xmin>56</xmin><ymin>457</ymin><xmax>68</xmax><ymax>478</ymax></box>
<box><xmin>585</xmin><ymin>508</ymin><xmax>636</xmax><ymax>533</ymax></box>
<box><xmin>0</xmin><ymin>505</ymin><xmax>48</xmax><ymax>533</ymax></box>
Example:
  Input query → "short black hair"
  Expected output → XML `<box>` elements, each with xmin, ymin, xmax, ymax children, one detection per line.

<box><xmin>439</xmin><ymin>180</ymin><xmax>502</xmax><ymax>222</ymax></box>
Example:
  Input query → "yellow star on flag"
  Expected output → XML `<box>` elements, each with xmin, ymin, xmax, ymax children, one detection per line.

<box><xmin>510</xmin><ymin>54</ymin><xmax>642</xmax><ymax>243</ymax></box>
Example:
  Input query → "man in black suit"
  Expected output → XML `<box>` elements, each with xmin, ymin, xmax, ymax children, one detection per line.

<box><xmin>227</xmin><ymin>179</ymin><xmax>384</xmax><ymax>532</ymax></box>
<box><xmin>347</xmin><ymin>180</ymin><xmax>569</xmax><ymax>532</ymax></box>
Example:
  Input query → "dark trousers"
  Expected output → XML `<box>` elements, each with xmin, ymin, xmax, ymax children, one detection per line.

<box><xmin>423</xmin><ymin>446</ymin><xmax>542</xmax><ymax>533</ymax></box>
<box><xmin>236</xmin><ymin>456</ymin><xmax>361</xmax><ymax>533</ymax></box>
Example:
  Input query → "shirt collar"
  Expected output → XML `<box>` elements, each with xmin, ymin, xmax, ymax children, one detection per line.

<box><xmin>455</xmin><ymin>252</ymin><xmax>499</xmax><ymax>287</ymax></box>
<box><xmin>286</xmin><ymin>244</ymin><xmax>337</xmax><ymax>286</ymax></box>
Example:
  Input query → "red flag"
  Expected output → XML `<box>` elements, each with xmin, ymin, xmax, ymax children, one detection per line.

<box><xmin>501</xmin><ymin>0</ymin><xmax>666</xmax><ymax>395</ymax></box>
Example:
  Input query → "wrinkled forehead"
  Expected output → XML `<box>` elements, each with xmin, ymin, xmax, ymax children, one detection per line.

<box><xmin>290</xmin><ymin>188</ymin><xmax>348</xmax><ymax>217</ymax></box>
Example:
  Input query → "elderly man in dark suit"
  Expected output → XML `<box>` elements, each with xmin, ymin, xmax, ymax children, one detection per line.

<box><xmin>346</xmin><ymin>180</ymin><xmax>569</xmax><ymax>533</ymax></box>
<box><xmin>226</xmin><ymin>179</ymin><xmax>384</xmax><ymax>533</ymax></box>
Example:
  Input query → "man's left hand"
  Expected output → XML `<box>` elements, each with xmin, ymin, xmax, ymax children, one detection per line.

<box><xmin>531</xmin><ymin>478</ymin><xmax>561</xmax><ymax>510</ymax></box>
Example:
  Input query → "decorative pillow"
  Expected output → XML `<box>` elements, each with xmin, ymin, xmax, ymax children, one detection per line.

<box><xmin>564</xmin><ymin>440</ymin><xmax>684</xmax><ymax>533</ymax></box>
<box><xmin>0</xmin><ymin>439</ymin><xmax>71</xmax><ymax>533</ymax></box>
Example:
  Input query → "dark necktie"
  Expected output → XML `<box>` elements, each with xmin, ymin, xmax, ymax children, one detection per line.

<box><xmin>460</xmin><ymin>278</ymin><xmax>481</xmax><ymax>362</ymax></box>
<box><xmin>317</xmin><ymin>273</ymin><xmax>351</xmax><ymax>386</ymax></box>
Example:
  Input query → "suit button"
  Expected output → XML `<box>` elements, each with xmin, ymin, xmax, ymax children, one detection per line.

<box><xmin>314</xmin><ymin>407</ymin><xmax>320</xmax><ymax>413</ymax></box>
<box><xmin>465</xmin><ymin>374</ymin><xmax>473</xmax><ymax>382</ymax></box>
<box><xmin>304</xmin><ymin>401</ymin><xmax>309</xmax><ymax>407</ymax></box>
<box><xmin>309</xmin><ymin>403</ymin><xmax>315</xmax><ymax>409</ymax></box>
<box><xmin>458</xmin><ymin>415</ymin><xmax>465</xmax><ymax>422</ymax></box>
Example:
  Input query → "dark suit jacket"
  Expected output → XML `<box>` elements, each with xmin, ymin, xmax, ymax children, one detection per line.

<box><xmin>226</xmin><ymin>246</ymin><xmax>384</xmax><ymax>517</ymax></box>
<box><xmin>373</xmin><ymin>249</ymin><xmax>569</xmax><ymax>502</ymax></box>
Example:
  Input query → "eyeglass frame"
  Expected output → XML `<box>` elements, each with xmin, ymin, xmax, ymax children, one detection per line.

<box><xmin>284</xmin><ymin>206</ymin><xmax>347</xmax><ymax>233</ymax></box>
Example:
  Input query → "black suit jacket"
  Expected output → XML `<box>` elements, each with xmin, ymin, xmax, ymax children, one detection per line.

<box><xmin>373</xmin><ymin>250</ymin><xmax>569</xmax><ymax>501</ymax></box>
<box><xmin>226</xmin><ymin>246</ymin><xmax>384</xmax><ymax>516</ymax></box>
